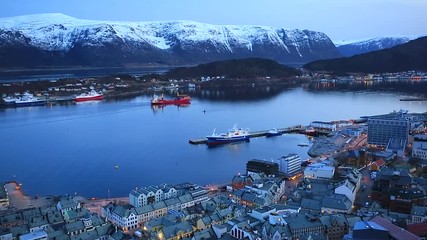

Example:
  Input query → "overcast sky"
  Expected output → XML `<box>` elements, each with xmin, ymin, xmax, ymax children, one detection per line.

<box><xmin>1</xmin><ymin>0</ymin><xmax>426</xmax><ymax>41</ymax></box>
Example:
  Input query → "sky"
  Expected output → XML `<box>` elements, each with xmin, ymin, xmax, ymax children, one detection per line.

<box><xmin>1</xmin><ymin>0</ymin><xmax>426</xmax><ymax>41</ymax></box>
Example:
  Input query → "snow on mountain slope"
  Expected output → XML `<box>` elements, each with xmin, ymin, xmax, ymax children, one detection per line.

<box><xmin>0</xmin><ymin>13</ymin><xmax>340</xmax><ymax>67</ymax></box>
<box><xmin>0</xmin><ymin>13</ymin><xmax>329</xmax><ymax>52</ymax></box>
<box><xmin>334</xmin><ymin>36</ymin><xmax>421</xmax><ymax>56</ymax></box>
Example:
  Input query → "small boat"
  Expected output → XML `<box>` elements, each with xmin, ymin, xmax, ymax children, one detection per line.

<box><xmin>206</xmin><ymin>125</ymin><xmax>250</xmax><ymax>145</ymax></box>
<box><xmin>266</xmin><ymin>128</ymin><xmax>282</xmax><ymax>137</ymax></box>
<box><xmin>75</xmin><ymin>90</ymin><xmax>103</xmax><ymax>102</ymax></box>
<box><xmin>2</xmin><ymin>96</ymin><xmax>18</xmax><ymax>106</ymax></box>
<box><xmin>151</xmin><ymin>94</ymin><xmax>191</xmax><ymax>105</ymax></box>
<box><xmin>14</xmin><ymin>92</ymin><xmax>46</xmax><ymax>107</ymax></box>
<box><xmin>298</xmin><ymin>142</ymin><xmax>309</xmax><ymax>147</ymax></box>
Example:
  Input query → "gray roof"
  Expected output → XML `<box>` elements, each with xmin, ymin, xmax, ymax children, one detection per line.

<box><xmin>301</xmin><ymin>198</ymin><xmax>321</xmax><ymax>211</ymax></box>
<box><xmin>111</xmin><ymin>205</ymin><xmax>136</xmax><ymax>218</ymax></box>
<box><xmin>64</xmin><ymin>207</ymin><xmax>90</xmax><ymax>221</ymax></box>
<box><xmin>70</xmin><ymin>229</ymin><xmax>98</xmax><ymax>240</ymax></box>
<box><xmin>285</xmin><ymin>212</ymin><xmax>323</xmax><ymax>231</ymax></box>
<box><xmin>135</xmin><ymin>204</ymin><xmax>154</xmax><ymax>215</ymax></box>
<box><xmin>192</xmin><ymin>228</ymin><xmax>215</xmax><ymax>240</ymax></box>
<box><xmin>28</xmin><ymin>216</ymin><xmax>48</xmax><ymax>228</ymax></box>
<box><xmin>162</xmin><ymin>221</ymin><xmax>193</xmax><ymax>239</ymax></box>
<box><xmin>201</xmin><ymin>216</ymin><xmax>212</xmax><ymax>225</ymax></box>
<box><xmin>164</xmin><ymin>198</ymin><xmax>180</xmax><ymax>206</ymax></box>
<box><xmin>412</xmin><ymin>206</ymin><xmax>427</xmax><ymax>216</ymax></box>
<box><xmin>322</xmin><ymin>194</ymin><xmax>352</xmax><ymax>211</ymax></box>
<box><xmin>320</xmin><ymin>214</ymin><xmax>348</xmax><ymax>228</ymax></box>
<box><xmin>178</xmin><ymin>194</ymin><xmax>193</xmax><ymax>203</ymax></box>
<box><xmin>65</xmin><ymin>220</ymin><xmax>85</xmax><ymax>233</ymax></box>
<box><xmin>47</xmin><ymin>229</ymin><xmax>70</xmax><ymax>240</ymax></box>
<box><xmin>22</xmin><ymin>208</ymin><xmax>42</xmax><ymax>222</ymax></box>
<box><xmin>58</xmin><ymin>197</ymin><xmax>79</xmax><ymax>210</ymax></box>
<box><xmin>152</xmin><ymin>201</ymin><xmax>166</xmax><ymax>210</ymax></box>
<box><xmin>0</xmin><ymin>213</ymin><xmax>23</xmax><ymax>225</ymax></box>
<box><xmin>241</xmin><ymin>192</ymin><xmax>256</xmax><ymax>202</ymax></box>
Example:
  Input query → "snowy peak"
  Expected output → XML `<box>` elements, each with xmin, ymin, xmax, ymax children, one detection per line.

<box><xmin>0</xmin><ymin>13</ymin><xmax>340</xmax><ymax>67</ymax></box>
<box><xmin>335</xmin><ymin>36</ymin><xmax>422</xmax><ymax>56</ymax></box>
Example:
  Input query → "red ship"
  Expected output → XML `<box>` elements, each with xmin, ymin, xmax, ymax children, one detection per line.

<box><xmin>151</xmin><ymin>94</ymin><xmax>191</xmax><ymax>105</ymax></box>
<box><xmin>75</xmin><ymin>90</ymin><xmax>104</xmax><ymax>102</ymax></box>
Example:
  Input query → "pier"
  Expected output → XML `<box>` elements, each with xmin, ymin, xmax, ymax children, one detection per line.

<box><xmin>189</xmin><ymin>125</ymin><xmax>304</xmax><ymax>145</ymax></box>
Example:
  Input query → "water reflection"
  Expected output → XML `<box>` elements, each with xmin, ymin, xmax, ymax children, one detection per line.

<box><xmin>305</xmin><ymin>80</ymin><xmax>427</xmax><ymax>96</ymax></box>
<box><xmin>150</xmin><ymin>103</ymin><xmax>190</xmax><ymax>114</ymax></box>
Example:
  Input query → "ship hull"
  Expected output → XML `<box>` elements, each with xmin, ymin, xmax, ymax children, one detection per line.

<box><xmin>14</xmin><ymin>101</ymin><xmax>46</xmax><ymax>107</ymax></box>
<box><xmin>151</xmin><ymin>98</ymin><xmax>190</xmax><ymax>105</ymax></box>
<box><xmin>206</xmin><ymin>136</ymin><xmax>250</xmax><ymax>145</ymax></box>
<box><xmin>75</xmin><ymin>95</ymin><xmax>104</xmax><ymax>102</ymax></box>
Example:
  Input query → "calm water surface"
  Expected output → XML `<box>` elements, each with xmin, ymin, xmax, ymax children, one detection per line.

<box><xmin>0</xmin><ymin>87</ymin><xmax>425</xmax><ymax>198</ymax></box>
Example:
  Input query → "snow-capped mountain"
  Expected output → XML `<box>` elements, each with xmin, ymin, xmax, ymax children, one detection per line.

<box><xmin>334</xmin><ymin>36</ymin><xmax>420</xmax><ymax>57</ymax></box>
<box><xmin>0</xmin><ymin>13</ymin><xmax>340</xmax><ymax>68</ymax></box>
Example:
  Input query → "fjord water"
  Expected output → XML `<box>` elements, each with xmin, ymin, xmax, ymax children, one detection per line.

<box><xmin>0</xmin><ymin>87</ymin><xmax>425</xmax><ymax>198</ymax></box>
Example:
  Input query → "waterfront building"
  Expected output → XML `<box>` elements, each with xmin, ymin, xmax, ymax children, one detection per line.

<box><xmin>0</xmin><ymin>184</ymin><xmax>9</xmax><ymax>209</ymax></box>
<box><xmin>56</xmin><ymin>196</ymin><xmax>81</xmax><ymax>216</ymax></box>
<box><xmin>246</xmin><ymin>159</ymin><xmax>279</xmax><ymax>176</ymax></box>
<box><xmin>102</xmin><ymin>204</ymin><xmax>138</xmax><ymax>231</ymax></box>
<box><xmin>275</xmin><ymin>154</ymin><xmax>302</xmax><ymax>178</ymax></box>
<box><xmin>231</xmin><ymin>173</ymin><xmax>265</xmax><ymax>190</ymax></box>
<box><xmin>311</xmin><ymin>121</ymin><xmax>338</xmax><ymax>132</ymax></box>
<box><xmin>303</xmin><ymin>163</ymin><xmax>335</xmax><ymax>180</ymax></box>
<box><xmin>367</xmin><ymin>110</ymin><xmax>410</xmax><ymax>147</ymax></box>
<box><xmin>412</xmin><ymin>135</ymin><xmax>427</xmax><ymax>160</ymax></box>
<box><xmin>129</xmin><ymin>184</ymin><xmax>177</xmax><ymax>208</ymax></box>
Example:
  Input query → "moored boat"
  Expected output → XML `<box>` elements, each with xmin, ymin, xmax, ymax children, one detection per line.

<box><xmin>151</xmin><ymin>94</ymin><xmax>191</xmax><ymax>105</ymax></box>
<box><xmin>75</xmin><ymin>90</ymin><xmax>103</xmax><ymax>102</ymax></box>
<box><xmin>2</xmin><ymin>96</ymin><xmax>18</xmax><ymax>106</ymax></box>
<box><xmin>206</xmin><ymin>125</ymin><xmax>250</xmax><ymax>145</ymax></box>
<box><xmin>297</xmin><ymin>142</ymin><xmax>309</xmax><ymax>147</ymax></box>
<box><xmin>266</xmin><ymin>128</ymin><xmax>282</xmax><ymax>137</ymax></box>
<box><xmin>14</xmin><ymin>92</ymin><xmax>46</xmax><ymax>107</ymax></box>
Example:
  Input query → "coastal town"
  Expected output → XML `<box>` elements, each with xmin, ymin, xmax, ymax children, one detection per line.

<box><xmin>1</xmin><ymin>70</ymin><xmax>427</xmax><ymax>107</ymax></box>
<box><xmin>1</xmin><ymin>109</ymin><xmax>427</xmax><ymax>240</ymax></box>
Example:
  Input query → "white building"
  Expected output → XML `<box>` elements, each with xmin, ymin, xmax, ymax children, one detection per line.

<box><xmin>102</xmin><ymin>204</ymin><xmax>138</xmax><ymax>231</ymax></box>
<box><xmin>412</xmin><ymin>135</ymin><xmax>427</xmax><ymax>160</ymax></box>
<box><xmin>129</xmin><ymin>184</ymin><xmax>177</xmax><ymax>207</ymax></box>
<box><xmin>304</xmin><ymin>163</ymin><xmax>335</xmax><ymax>180</ymax></box>
<box><xmin>275</xmin><ymin>154</ymin><xmax>301</xmax><ymax>177</ymax></box>
<box><xmin>335</xmin><ymin>179</ymin><xmax>358</xmax><ymax>203</ymax></box>
<box><xmin>310</xmin><ymin>121</ymin><xmax>337</xmax><ymax>132</ymax></box>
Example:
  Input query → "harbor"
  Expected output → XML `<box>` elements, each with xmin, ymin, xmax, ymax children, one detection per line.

<box><xmin>189</xmin><ymin>125</ymin><xmax>304</xmax><ymax>144</ymax></box>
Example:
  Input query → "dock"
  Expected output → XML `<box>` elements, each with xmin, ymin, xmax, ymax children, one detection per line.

<box><xmin>189</xmin><ymin>125</ymin><xmax>303</xmax><ymax>145</ymax></box>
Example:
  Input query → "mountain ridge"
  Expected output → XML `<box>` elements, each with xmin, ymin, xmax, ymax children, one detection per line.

<box><xmin>304</xmin><ymin>36</ymin><xmax>427</xmax><ymax>73</ymax></box>
<box><xmin>0</xmin><ymin>13</ymin><xmax>340</xmax><ymax>68</ymax></box>
<box><xmin>335</xmin><ymin>36</ymin><xmax>421</xmax><ymax>56</ymax></box>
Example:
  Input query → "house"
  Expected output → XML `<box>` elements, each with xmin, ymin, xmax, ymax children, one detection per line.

<box><xmin>321</xmin><ymin>194</ymin><xmax>353</xmax><ymax>214</ymax></box>
<box><xmin>370</xmin><ymin>159</ymin><xmax>385</xmax><ymax>171</ymax></box>
<box><xmin>56</xmin><ymin>197</ymin><xmax>81</xmax><ymax>216</ymax></box>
